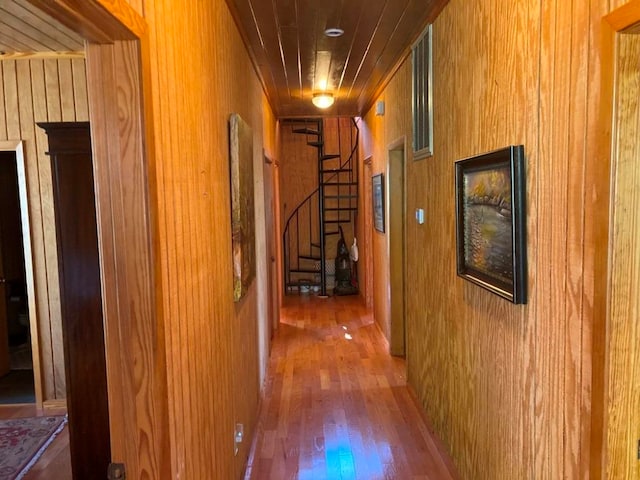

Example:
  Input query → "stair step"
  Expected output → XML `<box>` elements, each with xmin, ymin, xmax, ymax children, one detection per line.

<box><xmin>285</xmin><ymin>280</ymin><xmax>322</xmax><ymax>292</ymax></box>
<box><xmin>325</xmin><ymin>230</ymin><xmax>340</xmax><ymax>236</ymax></box>
<box><xmin>307</xmin><ymin>141</ymin><xmax>323</xmax><ymax>147</ymax></box>
<box><xmin>290</xmin><ymin>268</ymin><xmax>320</xmax><ymax>273</ymax></box>
<box><xmin>321</xmin><ymin>168</ymin><xmax>352</xmax><ymax>174</ymax></box>
<box><xmin>324</xmin><ymin>207</ymin><xmax>357</xmax><ymax>212</ymax></box>
<box><xmin>299</xmin><ymin>255</ymin><xmax>321</xmax><ymax>261</ymax></box>
<box><xmin>325</xmin><ymin>194</ymin><xmax>357</xmax><ymax>199</ymax></box>
<box><xmin>321</xmin><ymin>154</ymin><xmax>341</xmax><ymax>161</ymax></box>
<box><xmin>310</xmin><ymin>242</ymin><xmax>321</xmax><ymax>249</ymax></box>
<box><xmin>286</xmin><ymin>281</ymin><xmax>321</xmax><ymax>287</ymax></box>
<box><xmin>322</xmin><ymin>182</ymin><xmax>358</xmax><ymax>187</ymax></box>
<box><xmin>324</xmin><ymin>219</ymin><xmax>351</xmax><ymax>224</ymax></box>
<box><xmin>292</xmin><ymin>128</ymin><xmax>320</xmax><ymax>135</ymax></box>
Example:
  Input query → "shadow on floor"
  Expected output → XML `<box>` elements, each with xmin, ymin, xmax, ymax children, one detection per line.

<box><xmin>0</xmin><ymin>343</ymin><xmax>35</xmax><ymax>404</ymax></box>
<box><xmin>0</xmin><ymin>369</ymin><xmax>35</xmax><ymax>404</ymax></box>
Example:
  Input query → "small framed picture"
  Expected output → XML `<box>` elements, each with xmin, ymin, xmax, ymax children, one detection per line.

<box><xmin>455</xmin><ymin>146</ymin><xmax>527</xmax><ymax>304</ymax></box>
<box><xmin>372</xmin><ymin>173</ymin><xmax>385</xmax><ymax>233</ymax></box>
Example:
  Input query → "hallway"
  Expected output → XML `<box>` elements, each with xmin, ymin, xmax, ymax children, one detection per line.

<box><xmin>245</xmin><ymin>295</ymin><xmax>458</xmax><ymax>480</ymax></box>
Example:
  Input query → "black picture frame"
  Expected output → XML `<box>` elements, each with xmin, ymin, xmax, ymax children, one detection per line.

<box><xmin>455</xmin><ymin>146</ymin><xmax>527</xmax><ymax>304</ymax></box>
<box><xmin>372</xmin><ymin>173</ymin><xmax>385</xmax><ymax>233</ymax></box>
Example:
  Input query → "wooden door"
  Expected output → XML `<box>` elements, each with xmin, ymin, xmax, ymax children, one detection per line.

<box><xmin>39</xmin><ymin>122</ymin><xmax>111</xmax><ymax>480</ymax></box>
<box><xmin>363</xmin><ymin>158</ymin><xmax>373</xmax><ymax>309</ymax></box>
<box><xmin>264</xmin><ymin>156</ymin><xmax>278</xmax><ymax>337</ymax></box>
<box><xmin>388</xmin><ymin>145</ymin><xmax>405</xmax><ymax>356</ymax></box>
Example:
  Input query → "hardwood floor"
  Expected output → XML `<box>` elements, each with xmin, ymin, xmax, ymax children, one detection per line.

<box><xmin>0</xmin><ymin>404</ymin><xmax>71</xmax><ymax>480</ymax></box>
<box><xmin>1</xmin><ymin>296</ymin><xmax>458</xmax><ymax>480</ymax></box>
<box><xmin>245</xmin><ymin>295</ymin><xmax>459</xmax><ymax>480</ymax></box>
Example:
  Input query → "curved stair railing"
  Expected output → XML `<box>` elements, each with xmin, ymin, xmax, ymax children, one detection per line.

<box><xmin>283</xmin><ymin>117</ymin><xmax>359</xmax><ymax>295</ymax></box>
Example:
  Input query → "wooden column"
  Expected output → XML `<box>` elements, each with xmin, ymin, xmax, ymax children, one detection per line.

<box><xmin>39</xmin><ymin>121</ymin><xmax>111</xmax><ymax>479</ymax></box>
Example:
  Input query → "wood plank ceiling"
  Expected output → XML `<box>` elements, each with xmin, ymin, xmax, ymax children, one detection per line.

<box><xmin>3</xmin><ymin>0</ymin><xmax>448</xmax><ymax>117</ymax></box>
<box><xmin>0</xmin><ymin>0</ymin><xmax>84</xmax><ymax>57</ymax></box>
<box><xmin>226</xmin><ymin>0</ymin><xmax>447</xmax><ymax>118</ymax></box>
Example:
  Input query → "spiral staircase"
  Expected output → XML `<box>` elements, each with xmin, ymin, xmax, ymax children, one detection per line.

<box><xmin>282</xmin><ymin>117</ymin><xmax>359</xmax><ymax>296</ymax></box>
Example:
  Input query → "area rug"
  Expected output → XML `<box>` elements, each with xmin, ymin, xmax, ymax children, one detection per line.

<box><xmin>0</xmin><ymin>415</ymin><xmax>67</xmax><ymax>480</ymax></box>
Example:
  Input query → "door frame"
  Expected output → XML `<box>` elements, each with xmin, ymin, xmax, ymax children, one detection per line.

<box><xmin>0</xmin><ymin>141</ymin><xmax>43</xmax><ymax>405</ymax></box>
<box><xmin>261</xmin><ymin>151</ymin><xmax>277</xmax><ymax>382</ymax></box>
<box><xmin>594</xmin><ymin>3</ymin><xmax>640</xmax><ymax>478</ymax></box>
<box><xmin>363</xmin><ymin>155</ymin><xmax>373</xmax><ymax>309</ymax></box>
<box><xmin>25</xmin><ymin>1</ymin><xmax>169</xmax><ymax>476</ymax></box>
<box><xmin>387</xmin><ymin>137</ymin><xmax>406</xmax><ymax>356</ymax></box>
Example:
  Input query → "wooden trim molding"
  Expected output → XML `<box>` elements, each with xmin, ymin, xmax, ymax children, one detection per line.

<box><xmin>592</xmin><ymin>2</ymin><xmax>640</xmax><ymax>478</ymax></box>
<box><xmin>0</xmin><ymin>52</ymin><xmax>85</xmax><ymax>60</ymax></box>
<box><xmin>605</xmin><ymin>0</ymin><xmax>640</xmax><ymax>32</ymax></box>
<box><xmin>22</xmin><ymin>1</ymin><xmax>168</xmax><ymax>478</ymax></box>
<box><xmin>0</xmin><ymin>141</ymin><xmax>43</xmax><ymax>408</ymax></box>
<box><xmin>85</xmin><ymin>40</ymin><xmax>169</xmax><ymax>478</ymax></box>
<box><xmin>43</xmin><ymin>398</ymin><xmax>67</xmax><ymax>410</ymax></box>
<box><xmin>26</xmin><ymin>0</ymin><xmax>145</xmax><ymax>43</ymax></box>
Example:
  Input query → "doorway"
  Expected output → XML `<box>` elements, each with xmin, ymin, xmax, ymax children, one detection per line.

<box><xmin>601</xmin><ymin>20</ymin><xmax>640</xmax><ymax>479</ymax></box>
<box><xmin>388</xmin><ymin>139</ymin><xmax>406</xmax><ymax>356</ymax></box>
<box><xmin>1</xmin><ymin>1</ymin><xmax>165</xmax><ymax>476</ymax></box>
<box><xmin>264</xmin><ymin>155</ymin><xmax>279</xmax><ymax>338</ymax></box>
<box><xmin>0</xmin><ymin>149</ymin><xmax>35</xmax><ymax>404</ymax></box>
<box><xmin>363</xmin><ymin>156</ymin><xmax>374</xmax><ymax>309</ymax></box>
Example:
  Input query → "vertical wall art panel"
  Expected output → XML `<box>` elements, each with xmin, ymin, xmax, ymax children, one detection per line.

<box><xmin>229</xmin><ymin>113</ymin><xmax>255</xmax><ymax>301</ymax></box>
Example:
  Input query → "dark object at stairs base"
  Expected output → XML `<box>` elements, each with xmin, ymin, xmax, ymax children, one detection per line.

<box><xmin>333</xmin><ymin>284</ymin><xmax>359</xmax><ymax>296</ymax></box>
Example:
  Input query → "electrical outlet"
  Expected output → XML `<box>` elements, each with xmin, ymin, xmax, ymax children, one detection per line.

<box><xmin>234</xmin><ymin>423</ymin><xmax>244</xmax><ymax>456</ymax></box>
<box><xmin>107</xmin><ymin>463</ymin><xmax>126</xmax><ymax>480</ymax></box>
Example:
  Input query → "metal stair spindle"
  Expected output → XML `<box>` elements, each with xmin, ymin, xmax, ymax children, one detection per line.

<box><xmin>318</xmin><ymin>120</ymin><xmax>327</xmax><ymax>296</ymax></box>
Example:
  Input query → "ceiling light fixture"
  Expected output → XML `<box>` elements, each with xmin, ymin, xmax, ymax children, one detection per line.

<box><xmin>312</xmin><ymin>92</ymin><xmax>335</xmax><ymax>109</ymax></box>
<box><xmin>324</xmin><ymin>27</ymin><xmax>344</xmax><ymax>37</ymax></box>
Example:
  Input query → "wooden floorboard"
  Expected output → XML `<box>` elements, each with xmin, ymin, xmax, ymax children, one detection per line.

<box><xmin>245</xmin><ymin>295</ymin><xmax>459</xmax><ymax>480</ymax></box>
<box><xmin>1</xmin><ymin>295</ymin><xmax>458</xmax><ymax>480</ymax></box>
<box><xmin>0</xmin><ymin>404</ymin><xmax>71</xmax><ymax>479</ymax></box>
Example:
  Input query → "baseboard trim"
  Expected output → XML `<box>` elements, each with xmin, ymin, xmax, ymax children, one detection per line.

<box><xmin>405</xmin><ymin>383</ymin><xmax>460</xmax><ymax>479</ymax></box>
<box><xmin>43</xmin><ymin>399</ymin><xmax>67</xmax><ymax>410</ymax></box>
<box><xmin>242</xmin><ymin>386</ymin><xmax>269</xmax><ymax>479</ymax></box>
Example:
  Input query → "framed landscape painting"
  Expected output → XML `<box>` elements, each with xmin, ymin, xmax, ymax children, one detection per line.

<box><xmin>229</xmin><ymin>113</ymin><xmax>255</xmax><ymax>302</ymax></box>
<box><xmin>455</xmin><ymin>146</ymin><xmax>527</xmax><ymax>304</ymax></box>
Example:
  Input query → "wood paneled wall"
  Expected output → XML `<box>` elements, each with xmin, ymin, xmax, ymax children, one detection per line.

<box><xmin>279</xmin><ymin>123</ymin><xmax>319</xmax><ymax>239</ymax></box>
<box><xmin>84</xmin><ymin>39</ymin><xmax>170</xmax><ymax>478</ymax></box>
<box><xmin>26</xmin><ymin>0</ymin><xmax>275</xmax><ymax>477</ymax></box>
<box><xmin>359</xmin><ymin>61</ymin><xmax>411</xmax><ymax>346</ymax></box>
<box><xmin>29</xmin><ymin>0</ymin><xmax>637</xmax><ymax>478</ymax></box>
<box><xmin>606</xmin><ymin>31</ymin><xmax>640</xmax><ymax>480</ymax></box>
<box><xmin>0</xmin><ymin>57</ymin><xmax>89</xmax><ymax>401</ymax></box>
<box><xmin>279</xmin><ymin>122</ymin><xmax>319</xmax><ymax>287</ymax></box>
<box><xmin>140</xmin><ymin>0</ymin><xmax>275</xmax><ymax>478</ymax></box>
<box><xmin>360</xmin><ymin>0</ymin><xmax>614</xmax><ymax>478</ymax></box>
